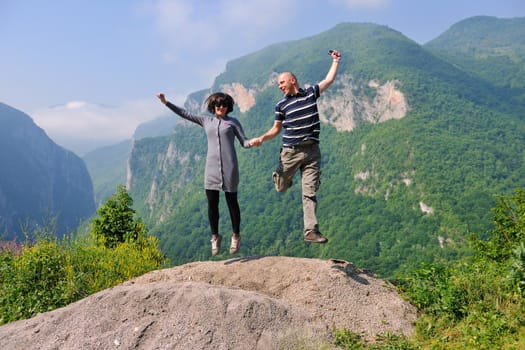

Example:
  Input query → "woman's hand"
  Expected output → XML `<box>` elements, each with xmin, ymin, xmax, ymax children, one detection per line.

<box><xmin>157</xmin><ymin>93</ymin><xmax>167</xmax><ymax>105</ymax></box>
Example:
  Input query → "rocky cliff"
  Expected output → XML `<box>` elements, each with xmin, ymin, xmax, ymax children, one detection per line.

<box><xmin>0</xmin><ymin>103</ymin><xmax>95</xmax><ymax>240</ymax></box>
<box><xmin>218</xmin><ymin>74</ymin><xmax>408</xmax><ymax>131</ymax></box>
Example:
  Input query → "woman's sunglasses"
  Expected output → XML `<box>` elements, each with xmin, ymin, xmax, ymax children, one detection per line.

<box><xmin>215</xmin><ymin>100</ymin><xmax>229</xmax><ymax>108</ymax></box>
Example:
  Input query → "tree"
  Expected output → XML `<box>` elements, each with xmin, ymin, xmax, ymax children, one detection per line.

<box><xmin>91</xmin><ymin>184</ymin><xmax>145</xmax><ymax>247</ymax></box>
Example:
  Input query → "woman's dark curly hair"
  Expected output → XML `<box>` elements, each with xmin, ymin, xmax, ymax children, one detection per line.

<box><xmin>205</xmin><ymin>92</ymin><xmax>235</xmax><ymax>114</ymax></box>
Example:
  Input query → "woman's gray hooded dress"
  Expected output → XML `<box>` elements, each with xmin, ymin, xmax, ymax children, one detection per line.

<box><xmin>166</xmin><ymin>102</ymin><xmax>251</xmax><ymax>192</ymax></box>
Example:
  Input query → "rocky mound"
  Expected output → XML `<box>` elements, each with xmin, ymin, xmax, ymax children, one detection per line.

<box><xmin>0</xmin><ymin>256</ymin><xmax>417</xmax><ymax>349</ymax></box>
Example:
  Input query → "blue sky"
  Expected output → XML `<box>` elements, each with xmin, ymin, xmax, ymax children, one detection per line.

<box><xmin>1</xmin><ymin>0</ymin><xmax>524</xmax><ymax>155</ymax></box>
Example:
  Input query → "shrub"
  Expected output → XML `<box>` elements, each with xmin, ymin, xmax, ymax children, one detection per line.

<box><xmin>0</xmin><ymin>238</ymin><xmax>71</xmax><ymax>323</ymax></box>
<box><xmin>91</xmin><ymin>184</ymin><xmax>144</xmax><ymax>247</ymax></box>
<box><xmin>0</xmin><ymin>186</ymin><xmax>168</xmax><ymax>325</ymax></box>
<box><xmin>401</xmin><ymin>188</ymin><xmax>525</xmax><ymax>349</ymax></box>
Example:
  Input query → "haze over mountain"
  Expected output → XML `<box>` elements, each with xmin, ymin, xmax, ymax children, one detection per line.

<box><xmin>0</xmin><ymin>103</ymin><xmax>95</xmax><ymax>240</ymax></box>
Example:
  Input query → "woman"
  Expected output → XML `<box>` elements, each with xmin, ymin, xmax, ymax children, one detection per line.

<box><xmin>157</xmin><ymin>92</ymin><xmax>253</xmax><ymax>256</ymax></box>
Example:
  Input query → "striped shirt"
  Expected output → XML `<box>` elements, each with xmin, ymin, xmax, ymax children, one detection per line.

<box><xmin>275</xmin><ymin>85</ymin><xmax>320</xmax><ymax>147</ymax></box>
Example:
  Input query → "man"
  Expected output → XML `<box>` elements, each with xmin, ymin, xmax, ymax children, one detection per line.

<box><xmin>252</xmin><ymin>49</ymin><xmax>341</xmax><ymax>243</ymax></box>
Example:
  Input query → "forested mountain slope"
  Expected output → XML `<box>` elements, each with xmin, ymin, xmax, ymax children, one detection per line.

<box><xmin>83</xmin><ymin>140</ymin><xmax>131</xmax><ymax>206</ymax></box>
<box><xmin>124</xmin><ymin>20</ymin><xmax>525</xmax><ymax>278</ymax></box>
<box><xmin>83</xmin><ymin>114</ymin><xmax>181</xmax><ymax>205</ymax></box>
<box><xmin>425</xmin><ymin>16</ymin><xmax>525</xmax><ymax>90</ymax></box>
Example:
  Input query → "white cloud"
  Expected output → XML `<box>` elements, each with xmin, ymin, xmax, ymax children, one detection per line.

<box><xmin>150</xmin><ymin>0</ymin><xmax>218</xmax><ymax>51</ymax></box>
<box><xmin>148</xmin><ymin>0</ymin><xmax>296</xmax><ymax>56</ymax></box>
<box><xmin>221</xmin><ymin>0</ymin><xmax>294</xmax><ymax>37</ymax></box>
<box><xmin>64</xmin><ymin>101</ymin><xmax>87</xmax><ymax>109</ymax></box>
<box><xmin>334</xmin><ymin>0</ymin><xmax>389</xmax><ymax>9</ymax></box>
<box><xmin>30</xmin><ymin>97</ymin><xmax>173</xmax><ymax>155</ymax></box>
<box><xmin>136</xmin><ymin>0</ymin><xmax>299</xmax><ymax>107</ymax></box>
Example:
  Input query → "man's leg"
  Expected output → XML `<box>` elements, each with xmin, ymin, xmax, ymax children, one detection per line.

<box><xmin>301</xmin><ymin>145</ymin><xmax>327</xmax><ymax>243</ymax></box>
<box><xmin>273</xmin><ymin>148</ymin><xmax>301</xmax><ymax>192</ymax></box>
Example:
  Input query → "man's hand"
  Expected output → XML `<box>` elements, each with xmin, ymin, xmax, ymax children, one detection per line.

<box><xmin>329</xmin><ymin>49</ymin><xmax>341</xmax><ymax>61</ymax></box>
<box><xmin>249</xmin><ymin>137</ymin><xmax>263</xmax><ymax>147</ymax></box>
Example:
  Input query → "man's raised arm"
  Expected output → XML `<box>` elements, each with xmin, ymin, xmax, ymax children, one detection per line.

<box><xmin>319</xmin><ymin>49</ymin><xmax>342</xmax><ymax>94</ymax></box>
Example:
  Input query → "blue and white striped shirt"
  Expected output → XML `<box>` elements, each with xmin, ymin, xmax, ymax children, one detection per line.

<box><xmin>275</xmin><ymin>85</ymin><xmax>320</xmax><ymax>147</ymax></box>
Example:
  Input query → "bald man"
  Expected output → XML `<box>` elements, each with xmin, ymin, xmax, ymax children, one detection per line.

<box><xmin>251</xmin><ymin>49</ymin><xmax>342</xmax><ymax>244</ymax></box>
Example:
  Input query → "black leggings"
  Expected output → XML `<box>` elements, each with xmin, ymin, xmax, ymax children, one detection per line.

<box><xmin>205</xmin><ymin>190</ymin><xmax>240</xmax><ymax>235</ymax></box>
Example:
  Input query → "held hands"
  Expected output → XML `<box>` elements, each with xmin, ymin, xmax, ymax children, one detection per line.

<box><xmin>156</xmin><ymin>93</ymin><xmax>167</xmax><ymax>105</ymax></box>
<box><xmin>249</xmin><ymin>137</ymin><xmax>263</xmax><ymax>147</ymax></box>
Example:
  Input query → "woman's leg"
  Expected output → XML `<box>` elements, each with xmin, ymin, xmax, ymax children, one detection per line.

<box><xmin>205</xmin><ymin>189</ymin><xmax>220</xmax><ymax>234</ymax></box>
<box><xmin>206</xmin><ymin>189</ymin><xmax>222</xmax><ymax>255</ymax></box>
<box><xmin>224</xmin><ymin>191</ymin><xmax>240</xmax><ymax>234</ymax></box>
<box><xmin>225</xmin><ymin>192</ymin><xmax>241</xmax><ymax>254</ymax></box>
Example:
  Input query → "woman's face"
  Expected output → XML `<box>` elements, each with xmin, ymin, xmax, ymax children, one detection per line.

<box><xmin>214</xmin><ymin>100</ymin><xmax>228</xmax><ymax>118</ymax></box>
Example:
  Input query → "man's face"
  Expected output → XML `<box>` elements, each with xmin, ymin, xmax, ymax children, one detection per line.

<box><xmin>278</xmin><ymin>73</ymin><xmax>295</xmax><ymax>96</ymax></box>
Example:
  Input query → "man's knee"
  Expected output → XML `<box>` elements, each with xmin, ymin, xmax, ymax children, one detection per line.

<box><xmin>273</xmin><ymin>171</ymin><xmax>291</xmax><ymax>192</ymax></box>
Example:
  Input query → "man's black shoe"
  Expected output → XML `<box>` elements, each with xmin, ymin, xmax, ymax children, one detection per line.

<box><xmin>304</xmin><ymin>230</ymin><xmax>328</xmax><ymax>244</ymax></box>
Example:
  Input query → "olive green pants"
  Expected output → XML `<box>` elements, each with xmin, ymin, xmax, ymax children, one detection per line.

<box><xmin>273</xmin><ymin>143</ymin><xmax>321</xmax><ymax>234</ymax></box>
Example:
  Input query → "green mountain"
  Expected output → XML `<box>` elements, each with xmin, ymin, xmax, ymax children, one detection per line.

<box><xmin>83</xmin><ymin>140</ymin><xmax>132</xmax><ymax>206</ymax></box>
<box><xmin>82</xmin><ymin>115</ymin><xmax>180</xmax><ymax>205</ymax></box>
<box><xmin>0</xmin><ymin>103</ymin><xmax>95</xmax><ymax>240</ymax></box>
<box><xmin>117</xmin><ymin>19</ymin><xmax>525</xmax><ymax>278</ymax></box>
<box><xmin>425</xmin><ymin>16</ymin><xmax>525</xmax><ymax>90</ymax></box>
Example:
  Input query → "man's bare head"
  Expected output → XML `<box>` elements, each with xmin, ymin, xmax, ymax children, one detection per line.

<box><xmin>277</xmin><ymin>72</ymin><xmax>299</xmax><ymax>96</ymax></box>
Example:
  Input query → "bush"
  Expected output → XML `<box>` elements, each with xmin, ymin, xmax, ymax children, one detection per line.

<box><xmin>0</xmin><ymin>233</ymin><xmax>167</xmax><ymax>325</ymax></box>
<box><xmin>91</xmin><ymin>184</ymin><xmax>144</xmax><ymax>247</ymax></box>
<box><xmin>401</xmin><ymin>188</ymin><xmax>525</xmax><ymax>349</ymax></box>
<box><xmin>70</xmin><ymin>233</ymin><xmax>167</xmax><ymax>293</ymax></box>
<box><xmin>0</xmin><ymin>238</ymin><xmax>71</xmax><ymax>323</ymax></box>
<box><xmin>0</xmin><ymin>186</ymin><xmax>168</xmax><ymax>325</ymax></box>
